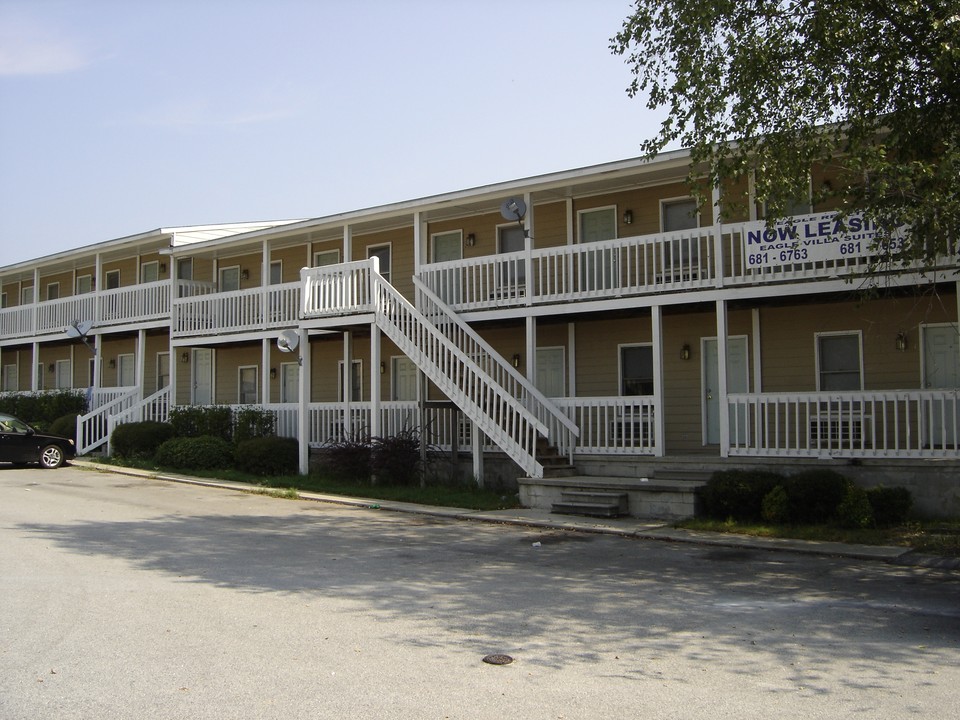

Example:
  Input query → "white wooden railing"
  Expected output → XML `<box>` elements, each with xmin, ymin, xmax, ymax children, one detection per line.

<box><xmin>171</xmin><ymin>281</ymin><xmax>300</xmax><ymax>337</ymax></box>
<box><xmin>419</xmin><ymin>212</ymin><xmax>899</xmax><ymax>311</ymax></box>
<box><xmin>554</xmin><ymin>397</ymin><xmax>658</xmax><ymax>455</ymax></box>
<box><xmin>0</xmin><ymin>281</ymin><xmax>171</xmax><ymax>341</ymax></box>
<box><xmin>302</xmin><ymin>400</ymin><xmax>648</xmax><ymax>456</ymax></box>
<box><xmin>76</xmin><ymin>386</ymin><xmax>140</xmax><ymax>455</ymax></box>
<box><xmin>727</xmin><ymin>390</ymin><xmax>960</xmax><ymax>458</ymax></box>
<box><xmin>104</xmin><ymin>385</ymin><xmax>173</xmax><ymax>454</ymax></box>
<box><xmin>414</xmin><ymin>277</ymin><xmax>579</xmax><ymax>461</ymax></box>
<box><xmin>301</xmin><ymin>259</ymin><xmax>551</xmax><ymax>477</ymax></box>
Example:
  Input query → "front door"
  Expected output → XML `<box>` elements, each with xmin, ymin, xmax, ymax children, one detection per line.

<box><xmin>281</xmin><ymin>362</ymin><xmax>299</xmax><ymax>404</ymax></box>
<box><xmin>192</xmin><ymin>348</ymin><xmax>214</xmax><ymax>405</ymax></box>
<box><xmin>922</xmin><ymin>325</ymin><xmax>960</xmax><ymax>446</ymax></box>
<box><xmin>497</xmin><ymin>225</ymin><xmax>526</xmax><ymax>296</ymax></box>
<box><xmin>535</xmin><ymin>347</ymin><xmax>565</xmax><ymax>398</ymax></box>
<box><xmin>392</xmin><ymin>356</ymin><xmax>418</xmax><ymax>401</ymax></box>
<box><xmin>703</xmin><ymin>336</ymin><xmax>749</xmax><ymax>445</ymax></box>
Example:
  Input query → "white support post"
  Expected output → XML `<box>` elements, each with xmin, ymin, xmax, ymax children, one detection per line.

<box><xmin>652</xmin><ymin>305</ymin><xmax>666</xmax><ymax>457</ymax></box>
<box><xmin>567</xmin><ymin>322</ymin><xmax>576</xmax><ymax>398</ymax></box>
<box><xmin>716</xmin><ymin>299</ymin><xmax>730</xmax><ymax>458</ymax></box>
<box><xmin>342</xmin><ymin>330</ymin><xmax>353</xmax><ymax>436</ymax></box>
<box><xmin>370</xmin><ymin>323</ymin><xmax>381</xmax><ymax>440</ymax></box>
<box><xmin>343</xmin><ymin>225</ymin><xmax>352</xmax><ymax>263</ymax></box>
<box><xmin>297</xmin><ymin>328</ymin><xmax>311</xmax><ymax>475</ymax></box>
<box><xmin>752</xmin><ymin>308</ymin><xmax>762</xmax><ymax>393</ymax></box>
<box><xmin>524</xmin><ymin>192</ymin><xmax>534</xmax><ymax>306</ymax></box>
<box><xmin>712</xmin><ymin>182</ymin><xmax>724</xmax><ymax>287</ymax></box>
<box><xmin>525</xmin><ymin>316</ymin><xmax>536</xmax><ymax>388</ymax></box>
<box><xmin>413</xmin><ymin>211</ymin><xmax>424</xmax><ymax>277</ymax></box>
<box><xmin>169</xmin><ymin>343</ymin><xmax>178</xmax><ymax>408</ymax></box>
<box><xmin>471</xmin><ymin>420</ymin><xmax>484</xmax><ymax>487</ymax></box>
<box><xmin>261</xmin><ymin>338</ymin><xmax>271</xmax><ymax>405</ymax></box>
<box><xmin>31</xmin><ymin>341</ymin><xmax>38</xmax><ymax>391</ymax></box>
<box><xmin>136</xmin><ymin>328</ymin><xmax>146</xmax><ymax>395</ymax></box>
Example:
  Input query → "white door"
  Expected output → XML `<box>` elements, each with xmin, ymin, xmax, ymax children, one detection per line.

<box><xmin>192</xmin><ymin>348</ymin><xmax>214</xmax><ymax>405</ymax></box>
<box><xmin>281</xmin><ymin>362</ymin><xmax>299</xmax><ymax>403</ymax></box>
<box><xmin>535</xmin><ymin>347</ymin><xmax>565</xmax><ymax>397</ymax></box>
<box><xmin>703</xmin><ymin>336</ymin><xmax>749</xmax><ymax>445</ymax></box>
<box><xmin>432</xmin><ymin>231</ymin><xmax>462</xmax><ymax>304</ymax></box>
<box><xmin>157</xmin><ymin>353</ymin><xmax>170</xmax><ymax>391</ymax></box>
<box><xmin>922</xmin><ymin>325</ymin><xmax>960</xmax><ymax>446</ymax></box>
<box><xmin>497</xmin><ymin>225</ymin><xmax>526</xmax><ymax>295</ymax></box>
<box><xmin>55</xmin><ymin>359</ymin><xmax>72</xmax><ymax>389</ymax></box>
<box><xmin>392</xmin><ymin>357</ymin><xmax>418</xmax><ymax>401</ymax></box>
<box><xmin>117</xmin><ymin>353</ymin><xmax>136</xmax><ymax>387</ymax></box>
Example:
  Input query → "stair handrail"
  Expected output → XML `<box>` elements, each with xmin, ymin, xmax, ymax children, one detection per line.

<box><xmin>105</xmin><ymin>385</ymin><xmax>172</xmax><ymax>455</ymax></box>
<box><xmin>369</xmin><ymin>261</ymin><xmax>548</xmax><ymax>477</ymax></box>
<box><xmin>75</xmin><ymin>386</ymin><xmax>141</xmax><ymax>456</ymax></box>
<box><xmin>413</xmin><ymin>276</ymin><xmax>579</xmax><ymax>459</ymax></box>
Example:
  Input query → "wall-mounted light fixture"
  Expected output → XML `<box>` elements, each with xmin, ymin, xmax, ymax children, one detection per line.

<box><xmin>380</xmin><ymin>361</ymin><xmax>386</xmax><ymax>375</ymax></box>
<box><xmin>512</xmin><ymin>353</ymin><xmax>521</xmax><ymax>368</ymax></box>
<box><xmin>270</xmin><ymin>367</ymin><xmax>277</xmax><ymax>380</ymax></box>
<box><xmin>47</xmin><ymin>363</ymin><xmax>55</xmax><ymax>373</ymax></box>
<box><xmin>240</xmin><ymin>269</ymin><xmax>249</xmax><ymax>280</ymax></box>
<box><xmin>895</xmin><ymin>331</ymin><xmax>908</xmax><ymax>352</ymax></box>
<box><xmin>108</xmin><ymin>358</ymin><xmax>116</xmax><ymax>369</ymax></box>
<box><xmin>680</xmin><ymin>344</ymin><xmax>691</xmax><ymax>361</ymax></box>
<box><xmin>465</xmin><ymin>233</ymin><xmax>476</xmax><ymax>247</ymax></box>
<box><xmin>623</xmin><ymin>210</ymin><xmax>633</xmax><ymax>225</ymax></box>
<box><xmin>159</xmin><ymin>262</ymin><xmax>167</xmax><ymax>273</ymax></box>
<box><xmin>180</xmin><ymin>351</ymin><xmax>190</xmax><ymax>364</ymax></box>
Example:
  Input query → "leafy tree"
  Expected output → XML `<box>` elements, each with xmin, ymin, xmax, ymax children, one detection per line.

<box><xmin>611</xmin><ymin>1</ymin><xmax>959</xmax><ymax>272</ymax></box>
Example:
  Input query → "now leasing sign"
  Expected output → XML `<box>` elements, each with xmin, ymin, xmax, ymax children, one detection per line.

<box><xmin>744</xmin><ymin>212</ymin><xmax>902</xmax><ymax>268</ymax></box>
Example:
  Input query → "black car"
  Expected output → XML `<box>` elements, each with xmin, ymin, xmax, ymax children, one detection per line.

<box><xmin>0</xmin><ymin>413</ymin><xmax>75</xmax><ymax>469</ymax></box>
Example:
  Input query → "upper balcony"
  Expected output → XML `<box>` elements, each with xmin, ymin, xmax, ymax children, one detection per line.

<box><xmin>0</xmin><ymin>280</ymin><xmax>171</xmax><ymax>344</ymax></box>
<box><xmin>171</xmin><ymin>280</ymin><xmax>301</xmax><ymax>338</ymax></box>
<box><xmin>173</xmin><ymin>210</ymin><xmax>926</xmax><ymax>339</ymax></box>
<box><xmin>417</xmin><ymin>211</ymin><xmax>915</xmax><ymax>313</ymax></box>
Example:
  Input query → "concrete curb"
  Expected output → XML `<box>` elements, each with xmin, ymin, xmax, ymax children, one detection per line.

<box><xmin>72</xmin><ymin>460</ymin><xmax>958</xmax><ymax>568</ymax></box>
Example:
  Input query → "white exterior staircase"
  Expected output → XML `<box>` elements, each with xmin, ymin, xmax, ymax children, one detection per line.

<box><xmin>302</xmin><ymin>259</ymin><xmax>579</xmax><ymax>478</ymax></box>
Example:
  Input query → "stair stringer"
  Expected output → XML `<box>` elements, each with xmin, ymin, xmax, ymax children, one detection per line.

<box><xmin>372</xmin><ymin>275</ymin><xmax>547</xmax><ymax>478</ymax></box>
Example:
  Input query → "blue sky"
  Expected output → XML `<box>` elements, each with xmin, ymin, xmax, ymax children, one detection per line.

<box><xmin>0</xmin><ymin>0</ymin><xmax>661</xmax><ymax>267</ymax></box>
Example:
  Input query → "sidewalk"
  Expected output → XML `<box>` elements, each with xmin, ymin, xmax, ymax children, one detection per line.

<box><xmin>73</xmin><ymin>460</ymin><xmax>959</xmax><ymax>569</ymax></box>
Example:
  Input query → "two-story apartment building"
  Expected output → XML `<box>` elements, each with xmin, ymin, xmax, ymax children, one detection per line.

<box><xmin>2</xmin><ymin>148</ymin><xmax>957</xmax><ymax>516</ymax></box>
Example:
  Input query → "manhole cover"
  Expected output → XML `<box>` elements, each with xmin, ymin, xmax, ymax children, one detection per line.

<box><xmin>482</xmin><ymin>654</ymin><xmax>514</xmax><ymax>665</ymax></box>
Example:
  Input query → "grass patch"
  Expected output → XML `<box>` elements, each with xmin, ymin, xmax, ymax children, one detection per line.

<box><xmin>677</xmin><ymin>518</ymin><xmax>960</xmax><ymax>556</ymax></box>
<box><xmin>255</xmin><ymin>474</ymin><xmax>520</xmax><ymax>511</ymax></box>
<box><xmin>86</xmin><ymin>457</ymin><xmax>519</xmax><ymax>512</ymax></box>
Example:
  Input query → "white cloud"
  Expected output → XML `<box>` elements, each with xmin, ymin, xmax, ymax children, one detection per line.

<box><xmin>0</xmin><ymin>16</ymin><xmax>90</xmax><ymax>76</ymax></box>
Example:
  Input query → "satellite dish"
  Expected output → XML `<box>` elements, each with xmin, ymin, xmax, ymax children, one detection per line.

<box><xmin>277</xmin><ymin>329</ymin><xmax>300</xmax><ymax>353</ymax></box>
<box><xmin>65</xmin><ymin>319</ymin><xmax>96</xmax><ymax>354</ymax></box>
<box><xmin>500</xmin><ymin>197</ymin><xmax>527</xmax><ymax>222</ymax></box>
<box><xmin>65</xmin><ymin>319</ymin><xmax>92</xmax><ymax>339</ymax></box>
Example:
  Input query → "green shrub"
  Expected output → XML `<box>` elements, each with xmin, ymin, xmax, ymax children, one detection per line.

<box><xmin>169</xmin><ymin>406</ymin><xmax>234</xmax><ymax>441</ymax></box>
<box><xmin>835</xmin><ymin>483</ymin><xmax>875</xmax><ymax>528</ymax></box>
<box><xmin>867</xmin><ymin>486</ymin><xmax>913</xmax><ymax>526</ymax></box>
<box><xmin>0</xmin><ymin>390</ymin><xmax>87</xmax><ymax>428</ymax></box>
<box><xmin>233</xmin><ymin>407</ymin><xmax>277</xmax><ymax>444</ymax></box>
<box><xmin>321</xmin><ymin>434</ymin><xmax>371</xmax><ymax>482</ymax></box>
<box><xmin>782</xmin><ymin>469</ymin><xmax>850</xmax><ymax>524</ymax></box>
<box><xmin>111</xmin><ymin>421</ymin><xmax>177</xmax><ymax>460</ymax></box>
<box><xmin>699</xmin><ymin>469</ymin><xmax>783</xmax><ymax>521</ymax></box>
<box><xmin>155</xmin><ymin>435</ymin><xmax>234</xmax><ymax>471</ymax></box>
<box><xmin>234</xmin><ymin>436</ymin><xmax>299</xmax><ymax>476</ymax></box>
<box><xmin>48</xmin><ymin>413</ymin><xmax>79</xmax><ymax>442</ymax></box>
<box><xmin>761</xmin><ymin>485</ymin><xmax>790</xmax><ymax>524</ymax></box>
<box><xmin>371</xmin><ymin>429</ymin><xmax>423</xmax><ymax>486</ymax></box>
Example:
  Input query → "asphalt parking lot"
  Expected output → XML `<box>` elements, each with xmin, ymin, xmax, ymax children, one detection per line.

<box><xmin>2</xmin><ymin>464</ymin><xmax>959</xmax><ymax>719</ymax></box>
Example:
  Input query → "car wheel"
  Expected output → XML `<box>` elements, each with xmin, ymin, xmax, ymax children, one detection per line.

<box><xmin>39</xmin><ymin>445</ymin><xmax>65</xmax><ymax>469</ymax></box>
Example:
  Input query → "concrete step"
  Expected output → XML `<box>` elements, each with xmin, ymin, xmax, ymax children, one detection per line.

<box><xmin>552</xmin><ymin>490</ymin><xmax>628</xmax><ymax>518</ymax></box>
<box><xmin>521</xmin><ymin>476</ymin><xmax>702</xmax><ymax>520</ymax></box>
